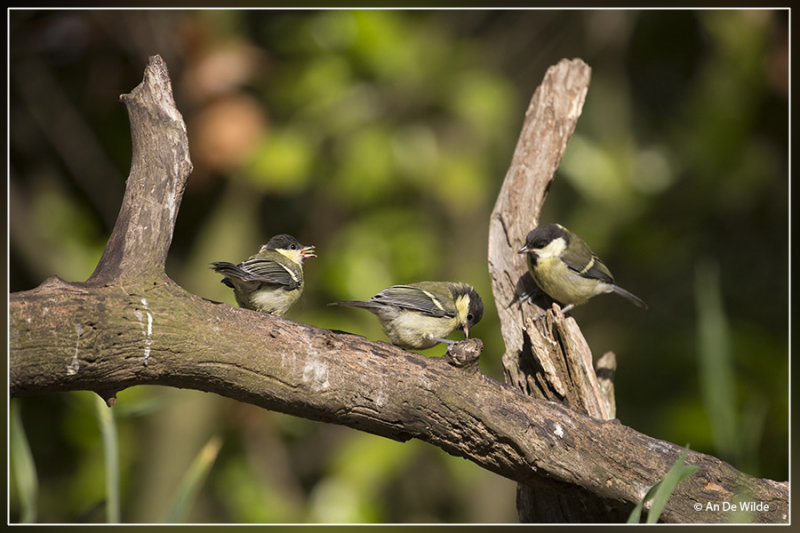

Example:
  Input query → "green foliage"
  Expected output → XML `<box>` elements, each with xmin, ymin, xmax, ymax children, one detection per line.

<box><xmin>10</xmin><ymin>400</ymin><xmax>38</xmax><ymax>523</ymax></box>
<box><xmin>695</xmin><ymin>260</ymin><xmax>768</xmax><ymax>474</ymax></box>
<box><xmin>244</xmin><ymin>127</ymin><xmax>316</xmax><ymax>194</ymax></box>
<box><xmin>627</xmin><ymin>445</ymin><xmax>698</xmax><ymax>523</ymax></box>
<box><xmin>165</xmin><ymin>436</ymin><xmax>224</xmax><ymax>523</ymax></box>
<box><xmin>307</xmin><ymin>433</ymin><xmax>420</xmax><ymax>522</ymax></box>
<box><xmin>94</xmin><ymin>395</ymin><xmax>120</xmax><ymax>523</ymax></box>
<box><xmin>215</xmin><ymin>454</ymin><xmax>303</xmax><ymax>523</ymax></box>
<box><xmin>323</xmin><ymin>208</ymin><xmax>441</xmax><ymax>299</ymax></box>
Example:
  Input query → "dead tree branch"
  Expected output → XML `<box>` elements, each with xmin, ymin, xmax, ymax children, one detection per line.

<box><xmin>488</xmin><ymin>58</ymin><xmax>624</xmax><ymax>521</ymax></box>
<box><xmin>9</xmin><ymin>55</ymin><xmax>788</xmax><ymax>524</ymax></box>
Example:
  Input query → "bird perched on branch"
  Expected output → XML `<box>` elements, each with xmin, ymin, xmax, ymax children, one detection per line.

<box><xmin>517</xmin><ymin>224</ymin><xmax>646</xmax><ymax>317</ymax></box>
<box><xmin>330</xmin><ymin>281</ymin><xmax>484</xmax><ymax>350</ymax></box>
<box><xmin>211</xmin><ymin>234</ymin><xmax>315</xmax><ymax>316</ymax></box>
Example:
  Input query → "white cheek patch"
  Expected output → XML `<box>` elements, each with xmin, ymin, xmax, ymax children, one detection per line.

<box><xmin>455</xmin><ymin>295</ymin><xmax>470</xmax><ymax>325</ymax></box>
<box><xmin>535</xmin><ymin>237</ymin><xmax>567</xmax><ymax>259</ymax></box>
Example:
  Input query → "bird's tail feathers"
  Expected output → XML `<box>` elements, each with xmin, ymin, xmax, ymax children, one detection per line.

<box><xmin>210</xmin><ymin>262</ymin><xmax>243</xmax><ymax>287</ymax></box>
<box><xmin>611</xmin><ymin>285</ymin><xmax>648</xmax><ymax>310</ymax></box>
<box><xmin>210</xmin><ymin>261</ymin><xmax>241</xmax><ymax>276</ymax></box>
<box><xmin>328</xmin><ymin>299</ymin><xmax>380</xmax><ymax>310</ymax></box>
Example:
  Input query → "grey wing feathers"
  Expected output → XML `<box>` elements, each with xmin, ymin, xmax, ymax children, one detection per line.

<box><xmin>371</xmin><ymin>285</ymin><xmax>453</xmax><ymax>318</ymax></box>
<box><xmin>576</xmin><ymin>256</ymin><xmax>615</xmax><ymax>284</ymax></box>
<box><xmin>561</xmin><ymin>240</ymin><xmax>615</xmax><ymax>284</ymax></box>
<box><xmin>212</xmin><ymin>259</ymin><xmax>300</xmax><ymax>289</ymax></box>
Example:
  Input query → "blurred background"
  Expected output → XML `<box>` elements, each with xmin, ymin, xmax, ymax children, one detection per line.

<box><xmin>9</xmin><ymin>9</ymin><xmax>788</xmax><ymax>523</ymax></box>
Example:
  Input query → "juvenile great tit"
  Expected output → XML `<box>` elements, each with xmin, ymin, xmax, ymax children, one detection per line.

<box><xmin>517</xmin><ymin>224</ymin><xmax>647</xmax><ymax>316</ymax></box>
<box><xmin>211</xmin><ymin>234</ymin><xmax>316</xmax><ymax>316</ymax></box>
<box><xmin>329</xmin><ymin>281</ymin><xmax>484</xmax><ymax>350</ymax></box>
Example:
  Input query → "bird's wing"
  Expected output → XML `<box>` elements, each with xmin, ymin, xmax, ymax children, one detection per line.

<box><xmin>210</xmin><ymin>262</ymin><xmax>243</xmax><ymax>288</ymax></box>
<box><xmin>236</xmin><ymin>257</ymin><xmax>301</xmax><ymax>289</ymax></box>
<box><xmin>371</xmin><ymin>285</ymin><xmax>453</xmax><ymax>318</ymax></box>
<box><xmin>561</xmin><ymin>239</ymin><xmax>615</xmax><ymax>284</ymax></box>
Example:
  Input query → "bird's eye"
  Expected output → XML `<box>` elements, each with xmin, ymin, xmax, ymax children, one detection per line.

<box><xmin>290</xmin><ymin>244</ymin><xmax>297</xmax><ymax>250</ymax></box>
<box><xmin>467</xmin><ymin>313</ymin><xmax>474</xmax><ymax>321</ymax></box>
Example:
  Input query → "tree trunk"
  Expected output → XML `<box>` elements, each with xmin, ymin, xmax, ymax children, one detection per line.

<box><xmin>488</xmin><ymin>58</ymin><xmax>627</xmax><ymax>522</ymax></box>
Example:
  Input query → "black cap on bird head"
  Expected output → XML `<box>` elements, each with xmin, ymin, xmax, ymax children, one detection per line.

<box><xmin>519</xmin><ymin>224</ymin><xmax>569</xmax><ymax>254</ymax></box>
<box><xmin>265</xmin><ymin>234</ymin><xmax>303</xmax><ymax>251</ymax></box>
<box><xmin>450</xmin><ymin>283</ymin><xmax>484</xmax><ymax>337</ymax></box>
<box><xmin>466</xmin><ymin>287</ymin><xmax>484</xmax><ymax>332</ymax></box>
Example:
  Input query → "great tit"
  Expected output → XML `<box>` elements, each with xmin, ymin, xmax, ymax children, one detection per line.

<box><xmin>517</xmin><ymin>224</ymin><xmax>646</xmax><ymax>315</ymax></box>
<box><xmin>329</xmin><ymin>281</ymin><xmax>484</xmax><ymax>350</ymax></box>
<box><xmin>211</xmin><ymin>234</ymin><xmax>316</xmax><ymax>316</ymax></box>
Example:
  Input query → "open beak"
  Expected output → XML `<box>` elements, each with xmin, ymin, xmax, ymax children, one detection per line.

<box><xmin>300</xmin><ymin>245</ymin><xmax>316</xmax><ymax>259</ymax></box>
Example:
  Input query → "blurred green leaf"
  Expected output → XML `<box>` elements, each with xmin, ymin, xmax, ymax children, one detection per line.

<box><xmin>28</xmin><ymin>178</ymin><xmax>105</xmax><ymax>282</ymax></box>
<box><xmin>433</xmin><ymin>151</ymin><xmax>490</xmax><ymax>215</ymax></box>
<box><xmin>244</xmin><ymin>127</ymin><xmax>316</xmax><ymax>194</ymax></box>
<box><xmin>10</xmin><ymin>400</ymin><xmax>38</xmax><ymax>523</ymax></box>
<box><xmin>60</xmin><ymin>392</ymin><xmax>112</xmax><ymax>516</ymax></box>
<box><xmin>164</xmin><ymin>435</ymin><xmax>223</xmax><ymax>523</ymax></box>
<box><xmin>216</xmin><ymin>454</ymin><xmax>302</xmax><ymax>523</ymax></box>
<box><xmin>448</xmin><ymin>69</ymin><xmax>517</xmax><ymax>134</ymax></box>
<box><xmin>322</xmin><ymin>208</ymin><xmax>440</xmax><ymax>301</ymax></box>
<box><xmin>694</xmin><ymin>260</ymin><xmax>740</xmax><ymax>465</ymax></box>
<box><xmin>351</xmin><ymin>11</ymin><xmax>431</xmax><ymax>84</ymax></box>
<box><xmin>560</xmin><ymin>134</ymin><xmax>636</xmax><ymax>208</ymax></box>
<box><xmin>94</xmin><ymin>394</ymin><xmax>120</xmax><ymax>523</ymax></box>
<box><xmin>308</xmin><ymin>433</ymin><xmax>420</xmax><ymax>523</ymax></box>
<box><xmin>331</xmin><ymin>124</ymin><xmax>396</xmax><ymax>206</ymax></box>
<box><xmin>294</xmin><ymin>54</ymin><xmax>352</xmax><ymax>105</ymax></box>
<box><xmin>391</xmin><ymin>123</ymin><xmax>439</xmax><ymax>185</ymax></box>
<box><xmin>309</xmin><ymin>11</ymin><xmax>359</xmax><ymax>51</ymax></box>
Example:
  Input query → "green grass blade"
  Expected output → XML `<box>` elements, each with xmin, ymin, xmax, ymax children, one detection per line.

<box><xmin>695</xmin><ymin>260</ymin><xmax>739</xmax><ymax>462</ymax></box>
<box><xmin>95</xmin><ymin>394</ymin><xmax>120</xmax><ymax>523</ymax></box>
<box><xmin>646</xmin><ymin>445</ymin><xmax>699</xmax><ymax>523</ymax></box>
<box><xmin>627</xmin><ymin>445</ymin><xmax>698</xmax><ymax>523</ymax></box>
<box><xmin>164</xmin><ymin>435</ymin><xmax>223</xmax><ymax>523</ymax></box>
<box><xmin>10</xmin><ymin>400</ymin><xmax>38</xmax><ymax>523</ymax></box>
<box><xmin>626</xmin><ymin>481</ymin><xmax>659</xmax><ymax>523</ymax></box>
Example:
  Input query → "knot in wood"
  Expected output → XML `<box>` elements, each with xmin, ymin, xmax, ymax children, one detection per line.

<box><xmin>443</xmin><ymin>338</ymin><xmax>483</xmax><ymax>371</ymax></box>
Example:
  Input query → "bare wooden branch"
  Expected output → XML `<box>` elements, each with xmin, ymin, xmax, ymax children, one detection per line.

<box><xmin>488</xmin><ymin>58</ymin><xmax>628</xmax><ymax>521</ymax></box>
<box><xmin>488</xmin><ymin>59</ymin><xmax>611</xmax><ymax>418</ymax></box>
<box><xmin>9</xmin><ymin>55</ymin><xmax>788</xmax><ymax>524</ymax></box>
<box><xmin>88</xmin><ymin>55</ymin><xmax>192</xmax><ymax>285</ymax></box>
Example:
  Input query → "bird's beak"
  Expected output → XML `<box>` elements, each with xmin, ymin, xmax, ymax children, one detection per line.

<box><xmin>300</xmin><ymin>245</ymin><xmax>317</xmax><ymax>259</ymax></box>
<box><xmin>463</xmin><ymin>324</ymin><xmax>470</xmax><ymax>339</ymax></box>
<box><xmin>517</xmin><ymin>245</ymin><xmax>529</xmax><ymax>254</ymax></box>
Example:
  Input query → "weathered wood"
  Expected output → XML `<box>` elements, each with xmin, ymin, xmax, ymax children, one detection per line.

<box><xmin>488</xmin><ymin>58</ymin><xmax>628</xmax><ymax>521</ymax></box>
<box><xmin>488</xmin><ymin>59</ymin><xmax>610</xmax><ymax>419</ymax></box>
<box><xmin>88</xmin><ymin>54</ymin><xmax>192</xmax><ymax>285</ymax></box>
<box><xmin>9</xmin><ymin>55</ymin><xmax>788</xmax><ymax>524</ymax></box>
<box><xmin>8</xmin><ymin>279</ymin><xmax>789</xmax><ymax>523</ymax></box>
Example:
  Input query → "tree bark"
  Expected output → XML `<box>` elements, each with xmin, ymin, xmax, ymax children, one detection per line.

<box><xmin>488</xmin><ymin>58</ymin><xmax>626</xmax><ymax>521</ymax></box>
<box><xmin>9</xmin><ymin>55</ymin><xmax>788</xmax><ymax>524</ymax></box>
